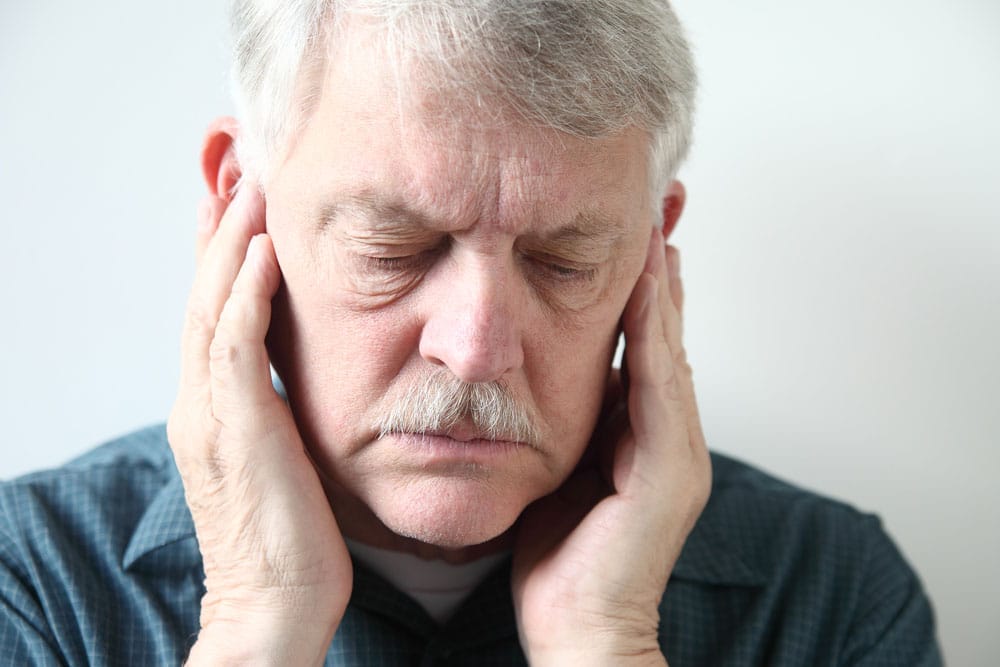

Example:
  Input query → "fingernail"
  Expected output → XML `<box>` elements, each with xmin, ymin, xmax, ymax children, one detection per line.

<box><xmin>668</xmin><ymin>246</ymin><xmax>681</xmax><ymax>279</ymax></box>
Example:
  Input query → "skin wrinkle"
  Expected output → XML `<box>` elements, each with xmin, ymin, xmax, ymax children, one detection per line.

<box><xmin>313</xmin><ymin>190</ymin><xmax>631</xmax><ymax>321</ymax></box>
<box><xmin>261</xmin><ymin>26</ymin><xmax>655</xmax><ymax>552</ymax></box>
<box><xmin>320</xmin><ymin>191</ymin><xmax>628</xmax><ymax>259</ymax></box>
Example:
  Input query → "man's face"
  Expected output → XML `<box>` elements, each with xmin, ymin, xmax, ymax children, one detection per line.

<box><xmin>263</xmin><ymin>23</ymin><xmax>656</xmax><ymax>549</ymax></box>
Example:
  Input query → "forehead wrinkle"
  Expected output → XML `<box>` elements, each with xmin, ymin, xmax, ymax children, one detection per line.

<box><xmin>316</xmin><ymin>190</ymin><xmax>630</xmax><ymax>256</ymax></box>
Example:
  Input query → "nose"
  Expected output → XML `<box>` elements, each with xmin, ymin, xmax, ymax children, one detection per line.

<box><xmin>418</xmin><ymin>260</ymin><xmax>524</xmax><ymax>384</ymax></box>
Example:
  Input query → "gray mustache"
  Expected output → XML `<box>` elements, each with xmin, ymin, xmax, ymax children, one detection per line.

<box><xmin>374</xmin><ymin>369</ymin><xmax>540</xmax><ymax>445</ymax></box>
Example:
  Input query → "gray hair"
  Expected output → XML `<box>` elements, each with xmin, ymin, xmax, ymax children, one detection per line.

<box><xmin>374</xmin><ymin>367</ymin><xmax>541</xmax><ymax>445</ymax></box>
<box><xmin>230</xmin><ymin>0</ymin><xmax>697</xmax><ymax>214</ymax></box>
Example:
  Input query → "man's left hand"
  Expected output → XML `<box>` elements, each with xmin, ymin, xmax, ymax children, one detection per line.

<box><xmin>512</xmin><ymin>227</ymin><xmax>711</xmax><ymax>666</ymax></box>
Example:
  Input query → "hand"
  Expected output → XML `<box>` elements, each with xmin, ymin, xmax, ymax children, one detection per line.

<box><xmin>167</xmin><ymin>185</ymin><xmax>352</xmax><ymax>665</ymax></box>
<box><xmin>512</xmin><ymin>227</ymin><xmax>711</xmax><ymax>666</ymax></box>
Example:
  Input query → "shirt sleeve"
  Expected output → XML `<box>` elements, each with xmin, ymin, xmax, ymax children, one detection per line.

<box><xmin>842</xmin><ymin>517</ymin><xmax>943</xmax><ymax>666</ymax></box>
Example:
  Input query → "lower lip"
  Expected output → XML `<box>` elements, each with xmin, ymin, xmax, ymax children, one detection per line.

<box><xmin>382</xmin><ymin>432</ymin><xmax>528</xmax><ymax>466</ymax></box>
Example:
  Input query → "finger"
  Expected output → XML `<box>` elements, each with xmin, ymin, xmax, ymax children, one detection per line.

<box><xmin>621</xmin><ymin>274</ymin><xmax>688</xmax><ymax>473</ymax></box>
<box><xmin>195</xmin><ymin>195</ymin><xmax>228</xmax><ymax>265</ymax></box>
<box><xmin>649</xmin><ymin>234</ymin><xmax>708</xmax><ymax>449</ymax></box>
<box><xmin>179</xmin><ymin>183</ymin><xmax>266</xmax><ymax>394</ymax></box>
<box><xmin>209</xmin><ymin>233</ymin><xmax>282</xmax><ymax>419</ymax></box>
<box><xmin>665</xmin><ymin>244</ymin><xmax>684</xmax><ymax>323</ymax></box>
<box><xmin>620</xmin><ymin>273</ymin><xmax>712</xmax><ymax>546</ymax></box>
<box><xmin>647</xmin><ymin>227</ymin><xmax>683</xmax><ymax>358</ymax></box>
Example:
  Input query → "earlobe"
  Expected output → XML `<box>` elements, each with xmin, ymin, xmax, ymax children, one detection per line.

<box><xmin>200</xmin><ymin>116</ymin><xmax>243</xmax><ymax>201</ymax></box>
<box><xmin>660</xmin><ymin>180</ymin><xmax>687</xmax><ymax>240</ymax></box>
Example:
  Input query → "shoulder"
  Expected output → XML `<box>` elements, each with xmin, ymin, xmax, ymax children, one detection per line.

<box><xmin>662</xmin><ymin>452</ymin><xmax>942</xmax><ymax>665</ymax></box>
<box><xmin>707</xmin><ymin>451</ymin><xmax>883</xmax><ymax>560</ymax></box>
<box><xmin>0</xmin><ymin>424</ymin><xmax>174</xmax><ymax>544</ymax></box>
<box><xmin>704</xmin><ymin>451</ymin><xmax>927</xmax><ymax>607</ymax></box>
<box><xmin>0</xmin><ymin>425</ymin><xmax>200</xmax><ymax>665</ymax></box>
<box><xmin>3</xmin><ymin>423</ymin><xmax>174</xmax><ymax>488</ymax></box>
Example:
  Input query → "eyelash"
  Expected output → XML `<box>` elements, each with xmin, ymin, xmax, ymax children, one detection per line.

<box><xmin>363</xmin><ymin>254</ymin><xmax>429</xmax><ymax>271</ymax></box>
<box><xmin>357</xmin><ymin>247</ymin><xmax>597</xmax><ymax>285</ymax></box>
<box><xmin>532</xmin><ymin>259</ymin><xmax>598</xmax><ymax>284</ymax></box>
<box><xmin>358</xmin><ymin>246</ymin><xmax>443</xmax><ymax>274</ymax></box>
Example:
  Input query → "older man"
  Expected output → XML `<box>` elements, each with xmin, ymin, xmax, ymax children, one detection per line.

<box><xmin>0</xmin><ymin>1</ymin><xmax>940</xmax><ymax>665</ymax></box>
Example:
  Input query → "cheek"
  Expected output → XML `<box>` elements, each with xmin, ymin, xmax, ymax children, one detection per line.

<box><xmin>269</xmin><ymin>247</ymin><xmax>423</xmax><ymax>458</ymax></box>
<box><xmin>527</xmin><ymin>252</ymin><xmax>642</xmax><ymax>456</ymax></box>
<box><xmin>523</xmin><ymin>301</ymin><xmax>621</xmax><ymax>462</ymax></box>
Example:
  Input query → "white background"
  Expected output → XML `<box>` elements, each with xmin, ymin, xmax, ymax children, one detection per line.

<box><xmin>1</xmin><ymin>1</ymin><xmax>997</xmax><ymax>664</ymax></box>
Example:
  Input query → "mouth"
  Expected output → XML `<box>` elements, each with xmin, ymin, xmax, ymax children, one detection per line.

<box><xmin>394</xmin><ymin>428</ymin><xmax>528</xmax><ymax>450</ymax></box>
<box><xmin>417</xmin><ymin>424</ymin><xmax>524</xmax><ymax>445</ymax></box>
<box><xmin>376</xmin><ymin>428</ymin><xmax>531</xmax><ymax>469</ymax></box>
<box><xmin>378</xmin><ymin>413</ymin><xmax>534</xmax><ymax>448</ymax></box>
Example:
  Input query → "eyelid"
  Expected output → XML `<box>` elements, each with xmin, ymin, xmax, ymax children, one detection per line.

<box><xmin>545</xmin><ymin>264</ymin><xmax>598</xmax><ymax>282</ymax></box>
<box><xmin>524</xmin><ymin>253</ymin><xmax>599</xmax><ymax>283</ymax></box>
<box><xmin>354</xmin><ymin>241</ymin><xmax>447</xmax><ymax>274</ymax></box>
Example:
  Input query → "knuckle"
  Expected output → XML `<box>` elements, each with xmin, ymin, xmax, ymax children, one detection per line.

<box><xmin>659</xmin><ymin>364</ymin><xmax>683</xmax><ymax>402</ymax></box>
<box><xmin>209</xmin><ymin>336</ymin><xmax>242</xmax><ymax>373</ymax></box>
<box><xmin>229</xmin><ymin>270</ymin><xmax>256</xmax><ymax>300</ymax></box>
<box><xmin>175</xmin><ymin>429</ymin><xmax>229</xmax><ymax>491</ymax></box>
<box><xmin>210</xmin><ymin>304</ymin><xmax>253</xmax><ymax>361</ymax></box>
<box><xmin>208</xmin><ymin>333</ymin><xmax>267</xmax><ymax>381</ymax></box>
<box><xmin>167</xmin><ymin>391</ymin><xmax>224</xmax><ymax>463</ymax></box>
<box><xmin>184</xmin><ymin>298</ymin><xmax>218</xmax><ymax>341</ymax></box>
<box><xmin>674</xmin><ymin>349</ymin><xmax>692</xmax><ymax>376</ymax></box>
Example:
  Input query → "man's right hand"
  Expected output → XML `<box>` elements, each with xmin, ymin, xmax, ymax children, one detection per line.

<box><xmin>167</xmin><ymin>183</ymin><xmax>352</xmax><ymax>666</ymax></box>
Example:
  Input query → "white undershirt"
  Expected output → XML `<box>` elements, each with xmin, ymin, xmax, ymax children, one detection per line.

<box><xmin>345</xmin><ymin>538</ymin><xmax>510</xmax><ymax>624</ymax></box>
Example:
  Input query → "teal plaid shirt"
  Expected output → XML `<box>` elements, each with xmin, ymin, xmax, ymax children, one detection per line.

<box><xmin>0</xmin><ymin>425</ymin><xmax>942</xmax><ymax>665</ymax></box>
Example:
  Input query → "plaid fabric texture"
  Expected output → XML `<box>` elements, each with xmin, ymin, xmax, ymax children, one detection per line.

<box><xmin>0</xmin><ymin>425</ymin><xmax>942</xmax><ymax>665</ymax></box>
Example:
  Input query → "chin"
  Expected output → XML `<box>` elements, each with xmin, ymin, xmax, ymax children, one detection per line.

<box><xmin>367</xmin><ymin>476</ymin><xmax>534</xmax><ymax>549</ymax></box>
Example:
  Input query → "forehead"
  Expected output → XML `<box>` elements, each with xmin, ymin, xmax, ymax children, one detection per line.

<box><xmin>279</xmin><ymin>15</ymin><xmax>652</xmax><ymax>237</ymax></box>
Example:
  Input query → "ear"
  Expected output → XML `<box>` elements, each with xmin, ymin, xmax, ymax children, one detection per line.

<box><xmin>200</xmin><ymin>116</ymin><xmax>242</xmax><ymax>201</ymax></box>
<box><xmin>660</xmin><ymin>180</ymin><xmax>687</xmax><ymax>240</ymax></box>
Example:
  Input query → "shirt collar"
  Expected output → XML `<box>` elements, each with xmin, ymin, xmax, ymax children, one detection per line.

<box><xmin>347</xmin><ymin>504</ymin><xmax>767</xmax><ymax>649</ymax></box>
<box><xmin>122</xmin><ymin>469</ymin><xmax>198</xmax><ymax>573</ymax></box>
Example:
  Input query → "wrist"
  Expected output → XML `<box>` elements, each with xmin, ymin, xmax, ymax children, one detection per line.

<box><xmin>528</xmin><ymin>646</ymin><xmax>667</xmax><ymax>667</ymax></box>
<box><xmin>186</xmin><ymin>603</ymin><xmax>340</xmax><ymax>667</ymax></box>
<box><xmin>521</xmin><ymin>614</ymin><xmax>667</xmax><ymax>667</ymax></box>
<box><xmin>187</xmin><ymin>625</ymin><xmax>332</xmax><ymax>667</ymax></box>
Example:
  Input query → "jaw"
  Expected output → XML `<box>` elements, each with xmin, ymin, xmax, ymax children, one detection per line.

<box><xmin>318</xmin><ymin>466</ymin><xmax>538</xmax><ymax>560</ymax></box>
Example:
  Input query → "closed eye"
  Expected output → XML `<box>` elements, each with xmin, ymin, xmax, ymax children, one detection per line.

<box><xmin>525</xmin><ymin>254</ymin><xmax>599</xmax><ymax>284</ymax></box>
<box><xmin>355</xmin><ymin>242</ymin><xmax>447</xmax><ymax>275</ymax></box>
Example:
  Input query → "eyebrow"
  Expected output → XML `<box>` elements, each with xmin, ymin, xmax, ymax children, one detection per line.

<box><xmin>317</xmin><ymin>191</ymin><xmax>433</xmax><ymax>234</ymax></box>
<box><xmin>530</xmin><ymin>211</ymin><xmax>628</xmax><ymax>250</ymax></box>
<box><xmin>317</xmin><ymin>190</ymin><xmax>628</xmax><ymax>248</ymax></box>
